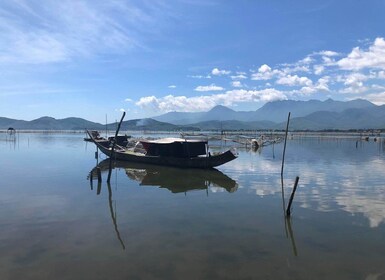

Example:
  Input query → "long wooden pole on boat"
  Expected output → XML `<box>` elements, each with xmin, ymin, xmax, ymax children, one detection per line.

<box><xmin>107</xmin><ymin>112</ymin><xmax>126</xmax><ymax>183</ymax></box>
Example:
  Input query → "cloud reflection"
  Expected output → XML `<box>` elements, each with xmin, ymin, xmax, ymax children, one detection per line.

<box><xmin>223</xmin><ymin>140</ymin><xmax>385</xmax><ymax>228</ymax></box>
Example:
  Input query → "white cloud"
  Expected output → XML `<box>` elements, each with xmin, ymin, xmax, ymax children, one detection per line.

<box><xmin>365</xmin><ymin>92</ymin><xmax>385</xmax><ymax>105</ymax></box>
<box><xmin>276</xmin><ymin>74</ymin><xmax>313</xmax><ymax>87</ymax></box>
<box><xmin>378</xmin><ymin>71</ymin><xmax>385</xmax><ymax>79</ymax></box>
<box><xmin>282</xmin><ymin>65</ymin><xmax>310</xmax><ymax>74</ymax></box>
<box><xmin>296</xmin><ymin>76</ymin><xmax>330</xmax><ymax>95</ymax></box>
<box><xmin>136</xmin><ymin>95</ymin><xmax>213</xmax><ymax>112</ymax></box>
<box><xmin>337</xmin><ymin>37</ymin><xmax>385</xmax><ymax>70</ymax></box>
<box><xmin>298</xmin><ymin>56</ymin><xmax>313</xmax><ymax>65</ymax></box>
<box><xmin>371</xmin><ymin>84</ymin><xmax>385</xmax><ymax>90</ymax></box>
<box><xmin>0</xmin><ymin>28</ymin><xmax>69</xmax><ymax>64</ymax></box>
<box><xmin>0</xmin><ymin>1</ymin><xmax>170</xmax><ymax>64</ymax></box>
<box><xmin>168</xmin><ymin>85</ymin><xmax>177</xmax><ymax>88</ymax></box>
<box><xmin>251</xmin><ymin>88</ymin><xmax>287</xmax><ymax>102</ymax></box>
<box><xmin>279</xmin><ymin>56</ymin><xmax>313</xmax><ymax>75</ymax></box>
<box><xmin>135</xmin><ymin>96</ymin><xmax>159</xmax><ymax>110</ymax></box>
<box><xmin>135</xmin><ymin>88</ymin><xmax>286</xmax><ymax>112</ymax></box>
<box><xmin>344</xmin><ymin>73</ymin><xmax>368</xmax><ymax>87</ymax></box>
<box><xmin>316</xmin><ymin>76</ymin><xmax>330</xmax><ymax>92</ymax></box>
<box><xmin>298</xmin><ymin>86</ymin><xmax>316</xmax><ymax>95</ymax></box>
<box><xmin>231</xmin><ymin>81</ymin><xmax>242</xmax><ymax>88</ymax></box>
<box><xmin>188</xmin><ymin>75</ymin><xmax>212</xmax><ymax>79</ymax></box>
<box><xmin>251</xmin><ymin>64</ymin><xmax>281</xmax><ymax>80</ymax></box>
<box><xmin>194</xmin><ymin>84</ymin><xmax>224</xmax><ymax>92</ymax></box>
<box><xmin>125</xmin><ymin>98</ymin><xmax>133</xmax><ymax>102</ymax></box>
<box><xmin>258</xmin><ymin>64</ymin><xmax>271</xmax><ymax>73</ymax></box>
<box><xmin>337</xmin><ymin>72</ymin><xmax>374</xmax><ymax>94</ymax></box>
<box><xmin>339</xmin><ymin>86</ymin><xmax>369</xmax><ymax>94</ymax></box>
<box><xmin>314</xmin><ymin>65</ymin><xmax>325</xmax><ymax>75</ymax></box>
<box><xmin>231</xmin><ymin>74</ymin><xmax>247</xmax><ymax>80</ymax></box>
<box><xmin>317</xmin><ymin>50</ymin><xmax>339</xmax><ymax>57</ymax></box>
<box><xmin>322</xmin><ymin>56</ymin><xmax>336</xmax><ymax>65</ymax></box>
<box><xmin>211</xmin><ymin>68</ymin><xmax>231</xmax><ymax>76</ymax></box>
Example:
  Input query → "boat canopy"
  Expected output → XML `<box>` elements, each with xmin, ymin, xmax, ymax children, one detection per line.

<box><xmin>140</xmin><ymin>137</ymin><xmax>205</xmax><ymax>144</ymax></box>
<box><xmin>140</xmin><ymin>138</ymin><xmax>208</xmax><ymax>158</ymax></box>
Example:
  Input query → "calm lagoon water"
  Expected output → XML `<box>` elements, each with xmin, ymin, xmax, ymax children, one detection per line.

<box><xmin>0</xmin><ymin>132</ymin><xmax>385</xmax><ymax>280</ymax></box>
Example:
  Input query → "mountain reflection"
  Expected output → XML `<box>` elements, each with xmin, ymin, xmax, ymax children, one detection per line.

<box><xmin>89</xmin><ymin>159</ymin><xmax>238</xmax><ymax>194</ymax></box>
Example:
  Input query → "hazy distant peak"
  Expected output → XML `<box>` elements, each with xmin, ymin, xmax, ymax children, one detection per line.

<box><xmin>346</xmin><ymin>98</ymin><xmax>375</xmax><ymax>106</ymax></box>
<box><xmin>33</xmin><ymin>116</ymin><xmax>56</xmax><ymax>121</ymax></box>
<box><xmin>208</xmin><ymin>105</ymin><xmax>235</xmax><ymax>113</ymax></box>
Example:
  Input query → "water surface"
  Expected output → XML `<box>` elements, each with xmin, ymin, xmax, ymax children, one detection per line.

<box><xmin>1</xmin><ymin>132</ymin><xmax>384</xmax><ymax>279</ymax></box>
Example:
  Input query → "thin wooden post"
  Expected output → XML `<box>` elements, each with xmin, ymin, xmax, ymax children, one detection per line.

<box><xmin>281</xmin><ymin>112</ymin><xmax>291</xmax><ymax>177</ymax></box>
<box><xmin>286</xmin><ymin>176</ymin><xmax>299</xmax><ymax>216</ymax></box>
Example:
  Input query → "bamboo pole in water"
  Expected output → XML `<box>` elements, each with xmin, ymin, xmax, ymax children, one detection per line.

<box><xmin>286</xmin><ymin>176</ymin><xmax>300</xmax><ymax>216</ymax></box>
<box><xmin>281</xmin><ymin>112</ymin><xmax>291</xmax><ymax>177</ymax></box>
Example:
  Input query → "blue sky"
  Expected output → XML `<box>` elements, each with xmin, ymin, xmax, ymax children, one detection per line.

<box><xmin>1</xmin><ymin>0</ymin><xmax>385</xmax><ymax>123</ymax></box>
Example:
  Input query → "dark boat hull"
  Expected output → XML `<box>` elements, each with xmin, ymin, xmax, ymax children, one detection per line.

<box><xmin>86</xmin><ymin>130</ymin><xmax>237</xmax><ymax>169</ymax></box>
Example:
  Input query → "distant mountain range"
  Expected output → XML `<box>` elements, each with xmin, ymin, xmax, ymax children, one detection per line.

<box><xmin>0</xmin><ymin>117</ymin><xmax>103</xmax><ymax>130</ymax></box>
<box><xmin>153</xmin><ymin>98</ymin><xmax>376</xmax><ymax>124</ymax></box>
<box><xmin>0</xmin><ymin>116</ymin><xmax>197</xmax><ymax>131</ymax></box>
<box><xmin>1</xmin><ymin>99</ymin><xmax>384</xmax><ymax>131</ymax></box>
<box><xmin>153</xmin><ymin>98</ymin><xmax>385</xmax><ymax>130</ymax></box>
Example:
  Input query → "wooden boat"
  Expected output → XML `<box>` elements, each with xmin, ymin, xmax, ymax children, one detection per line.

<box><xmin>86</xmin><ymin>130</ymin><xmax>237</xmax><ymax>168</ymax></box>
<box><xmin>89</xmin><ymin>159</ymin><xmax>238</xmax><ymax>193</ymax></box>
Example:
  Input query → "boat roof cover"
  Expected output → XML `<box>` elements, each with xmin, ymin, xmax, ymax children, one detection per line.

<box><xmin>140</xmin><ymin>138</ymin><xmax>208</xmax><ymax>157</ymax></box>
<box><xmin>140</xmin><ymin>137</ymin><xmax>207</xmax><ymax>144</ymax></box>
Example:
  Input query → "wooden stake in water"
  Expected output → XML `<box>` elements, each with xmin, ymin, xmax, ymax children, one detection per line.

<box><xmin>286</xmin><ymin>176</ymin><xmax>300</xmax><ymax>216</ymax></box>
<box><xmin>281</xmin><ymin>112</ymin><xmax>291</xmax><ymax>177</ymax></box>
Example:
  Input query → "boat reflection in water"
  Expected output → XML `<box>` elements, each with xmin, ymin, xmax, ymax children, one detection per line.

<box><xmin>89</xmin><ymin>159</ymin><xmax>238</xmax><ymax>194</ymax></box>
<box><xmin>87</xmin><ymin>160</ymin><xmax>238</xmax><ymax>250</ymax></box>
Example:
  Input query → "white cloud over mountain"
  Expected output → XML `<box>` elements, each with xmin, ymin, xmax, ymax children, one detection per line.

<box><xmin>136</xmin><ymin>88</ymin><xmax>287</xmax><ymax>112</ymax></box>
<box><xmin>276</xmin><ymin>75</ymin><xmax>313</xmax><ymax>87</ymax></box>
